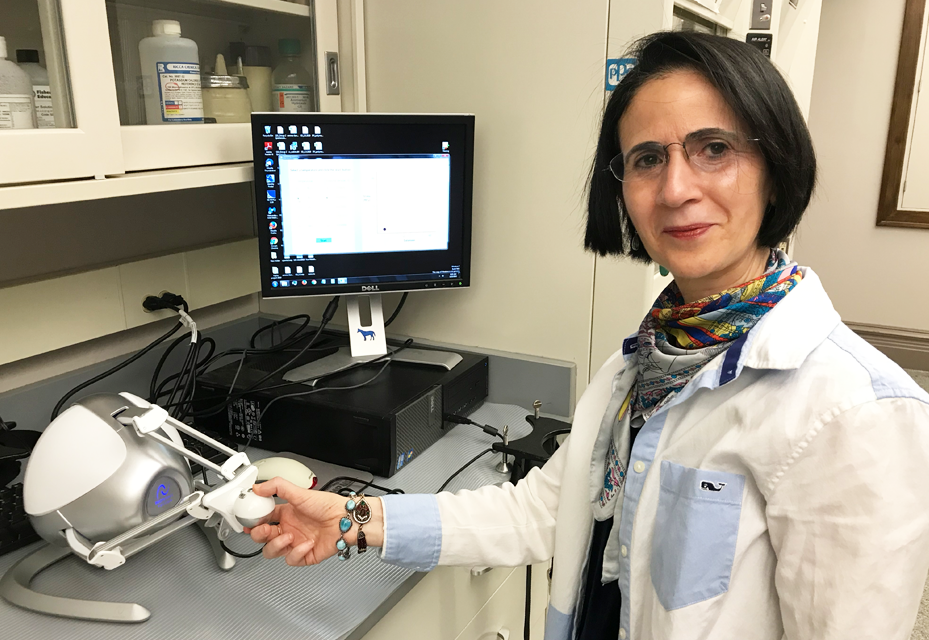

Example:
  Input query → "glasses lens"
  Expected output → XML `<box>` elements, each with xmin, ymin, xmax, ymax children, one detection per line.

<box><xmin>684</xmin><ymin>131</ymin><xmax>753</xmax><ymax>173</ymax></box>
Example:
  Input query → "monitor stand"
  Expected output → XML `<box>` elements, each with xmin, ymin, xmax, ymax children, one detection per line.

<box><xmin>282</xmin><ymin>294</ymin><xmax>463</xmax><ymax>386</ymax></box>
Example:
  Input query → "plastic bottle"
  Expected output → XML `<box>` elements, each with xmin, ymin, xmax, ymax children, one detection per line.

<box><xmin>0</xmin><ymin>36</ymin><xmax>36</xmax><ymax>129</ymax></box>
<box><xmin>16</xmin><ymin>49</ymin><xmax>54</xmax><ymax>128</ymax></box>
<box><xmin>272</xmin><ymin>39</ymin><xmax>315</xmax><ymax>112</ymax></box>
<box><xmin>138</xmin><ymin>20</ymin><xmax>203</xmax><ymax>124</ymax></box>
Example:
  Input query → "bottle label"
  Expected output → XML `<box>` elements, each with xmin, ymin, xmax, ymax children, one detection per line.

<box><xmin>33</xmin><ymin>85</ymin><xmax>55</xmax><ymax>128</ymax></box>
<box><xmin>156</xmin><ymin>62</ymin><xmax>204</xmax><ymax>122</ymax></box>
<box><xmin>0</xmin><ymin>95</ymin><xmax>36</xmax><ymax>129</ymax></box>
<box><xmin>273</xmin><ymin>84</ymin><xmax>312</xmax><ymax>112</ymax></box>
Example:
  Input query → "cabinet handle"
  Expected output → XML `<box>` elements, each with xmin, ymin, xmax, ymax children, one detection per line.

<box><xmin>325</xmin><ymin>51</ymin><xmax>340</xmax><ymax>95</ymax></box>
<box><xmin>470</xmin><ymin>566</ymin><xmax>493</xmax><ymax>577</ymax></box>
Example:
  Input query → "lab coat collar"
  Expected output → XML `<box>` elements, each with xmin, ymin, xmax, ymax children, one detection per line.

<box><xmin>738</xmin><ymin>266</ymin><xmax>841</xmax><ymax>372</ymax></box>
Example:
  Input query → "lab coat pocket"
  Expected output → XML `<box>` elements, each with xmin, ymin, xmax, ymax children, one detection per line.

<box><xmin>650</xmin><ymin>461</ymin><xmax>745</xmax><ymax>611</ymax></box>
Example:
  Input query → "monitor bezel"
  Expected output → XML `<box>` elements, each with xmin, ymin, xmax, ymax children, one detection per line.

<box><xmin>252</xmin><ymin>112</ymin><xmax>474</xmax><ymax>299</ymax></box>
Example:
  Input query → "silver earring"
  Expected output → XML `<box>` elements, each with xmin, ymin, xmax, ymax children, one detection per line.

<box><xmin>631</xmin><ymin>231</ymin><xmax>640</xmax><ymax>251</ymax></box>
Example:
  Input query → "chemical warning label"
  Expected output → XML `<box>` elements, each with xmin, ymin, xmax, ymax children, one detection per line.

<box><xmin>157</xmin><ymin>62</ymin><xmax>203</xmax><ymax>122</ymax></box>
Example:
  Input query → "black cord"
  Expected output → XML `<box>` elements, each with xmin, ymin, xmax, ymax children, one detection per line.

<box><xmin>249</xmin><ymin>314</ymin><xmax>311</xmax><ymax>348</ymax></box>
<box><xmin>256</xmin><ymin>360</ymin><xmax>391</xmax><ymax>424</ymax></box>
<box><xmin>190</xmin><ymin>298</ymin><xmax>341</xmax><ymax>419</ymax></box>
<box><xmin>437</xmin><ymin>448</ymin><xmax>494</xmax><ymax>493</ymax></box>
<box><xmin>444</xmin><ymin>413</ymin><xmax>502</xmax><ymax>438</ymax></box>
<box><xmin>524</xmin><ymin>564</ymin><xmax>532</xmax><ymax>640</ymax></box>
<box><xmin>219</xmin><ymin>538</ymin><xmax>264</xmax><ymax>558</ymax></box>
<box><xmin>384</xmin><ymin>292</ymin><xmax>408</xmax><ymax>327</ymax></box>
<box><xmin>51</xmin><ymin>319</ymin><xmax>183</xmax><ymax>421</ymax></box>
<box><xmin>318</xmin><ymin>476</ymin><xmax>405</xmax><ymax>495</ymax></box>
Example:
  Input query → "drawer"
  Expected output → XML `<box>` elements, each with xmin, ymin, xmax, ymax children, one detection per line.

<box><xmin>455</xmin><ymin>565</ymin><xmax>529</xmax><ymax>640</ymax></box>
<box><xmin>360</xmin><ymin>566</ymin><xmax>516</xmax><ymax>640</ymax></box>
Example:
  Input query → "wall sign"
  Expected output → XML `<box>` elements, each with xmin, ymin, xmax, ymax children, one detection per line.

<box><xmin>745</xmin><ymin>33</ymin><xmax>773</xmax><ymax>58</ymax></box>
<box><xmin>605</xmin><ymin>58</ymin><xmax>637</xmax><ymax>91</ymax></box>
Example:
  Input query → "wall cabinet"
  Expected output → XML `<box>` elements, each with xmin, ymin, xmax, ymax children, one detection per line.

<box><xmin>0</xmin><ymin>0</ymin><xmax>344</xmax><ymax>205</ymax></box>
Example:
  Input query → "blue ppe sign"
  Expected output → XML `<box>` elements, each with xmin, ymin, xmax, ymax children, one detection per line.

<box><xmin>606</xmin><ymin>58</ymin><xmax>637</xmax><ymax>90</ymax></box>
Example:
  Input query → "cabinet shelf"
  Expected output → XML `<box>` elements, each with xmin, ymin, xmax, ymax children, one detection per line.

<box><xmin>112</xmin><ymin>0</ymin><xmax>311</xmax><ymax>18</ymax></box>
<box><xmin>0</xmin><ymin>163</ymin><xmax>253</xmax><ymax>211</ymax></box>
<box><xmin>205</xmin><ymin>0</ymin><xmax>311</xmax><ymax>17</ymax></box>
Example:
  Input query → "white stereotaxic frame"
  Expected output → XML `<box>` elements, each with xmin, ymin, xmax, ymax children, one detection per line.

<box><xmin>64</xmin><ymin>404</ymin><xmax>275</xmax><ymax>571</ymax></box>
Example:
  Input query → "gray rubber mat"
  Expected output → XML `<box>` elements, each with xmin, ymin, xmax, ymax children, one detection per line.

<box><xmin>0</xmin><ymin>402</ymin><xmax>533</xmax><ymax>640</ymax></box>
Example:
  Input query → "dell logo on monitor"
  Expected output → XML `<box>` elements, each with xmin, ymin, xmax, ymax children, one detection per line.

<box><xmin>361</xmin><ymin>285</ymin><xmax>380</xmax><ymax>292</ymax></box>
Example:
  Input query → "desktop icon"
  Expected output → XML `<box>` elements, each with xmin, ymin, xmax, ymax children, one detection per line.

<box><xmin>320</xmin><ymin>279</ymin><xmax>327</xmax><ymax>284</ymax></box>
<box><xmin>337</xmin><ymin>277</ymin><xmax>348</xmax><ymax>284</ymax></box>
<box><xmin>314</xmin><ymin>142</ymin><xmax>322</xmax><ymax>151</ymax></box>
<box><xmin>314</xmin><ymin>126</ymin><xmax>321</xmax><ymax>134</ymax></box>
<box><xmin>268</xmin><ymin>206</ymin><xmax>276</xmax><ymax>215</ymax></box>
<box><xmin>264</xmin><ymin>142</ymin><xmax>273</xmax><ymax>151</ymax></box>
<box><xmin>280</xmin><ymin>280</ymin><xmax>289</xmax><ymax>287</ymax></box>
<box><xmin>265</xmin><ymin>158</ymin><xmax>274</xmax><ymax>168</ymax></box>
<box><xmin>277</xmin><ymin>126</ymin><xmax>284</xmax><ymax>134</ymax></box>
<box><xmin>266</xmin><ymin>174</ymin><xmax>275</xmax><ymax>184</ymax></box>
<box><xmin>271</xmin><ymin>281</ymin><xmax>279</xmax><ymax>287</ymax></box>
<box><xmin>302</xmin><ymin>126</ymin><xmax>309</xmax><ymax>135</ymax></box>
<box><xmin>290</xmin><ymin>141</ymin><xmax>298</xmax><ymax>150</ymax></box>
<box><xmin>291</xmin><ymin>280</ymin><xmax>297</xmax><ymax>285</ymax></box>
<box><xmin>306</xmin><ymin>265</ymin><xmax>315</xmax><ymax>274</ymax></box>
<box><xmin>271</xmin><ymin>267</ymin><xmax>279</xmax><ymax>274</ymax></box>
<box><xmin>270</xmin><ymin>237</ymin><xmax>279</xmax><ymax>245</ymax></box>
<box><xmin>264</xmin><ymin>126</ymin><xmax>271</xmax><ymax>134</ymax></box>
<box><xmin>284</xmin><ymin>267</ymin><xmax>292</xmax><ymax>275</ymax></box>
<box><xmin>302</xmin><ymin>141</ymin><xmax>310</xmax><ymax>151</ymax></box>
<box><xmin>271</xmin><ymin>251</ymin><xmax>278</xmax><ymax>259</ymax></box>
<box><xmin>311</xmin><ymin>280</ymin><xmax>317</xmax><ymax>285</ymax></box>
<box><xmin>269</xmin><ymin>221</ymin><xmax>277</xmax><ymax>230</ymax></box>
<box><xmin>296</xmin><ymin>266</ymin><xmax>303</xmax><ymax>274</ymax></box>
<box><xmin>442</xmin><ymin>141</ymin><xmax>449</xmax><ymax>151</ymax></box>
<box><xmin>267</xmin><ymin>190</ymin><xmax>276</xmax><ymax>199</ymax></box>
<box><xmin>277</xmin><ymin>142</ymin><xmax>285</xmax><ymax>150</ymax></box>
<box><xmin>301</xmin><ymin>280</ymin><xmax>308</xmax><ymax>285</ymax></box>
<box><xmin>289</xmin><ymin>125</ymin><xmax>297</xmax><ymax>134</ymax></box>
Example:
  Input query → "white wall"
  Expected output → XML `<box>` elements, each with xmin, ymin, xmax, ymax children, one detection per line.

<box><xmin>794</xmin><ymin>0</ymin><xmax>929</xmax><ymax>331</ymax></box>
<box><xmin>341</xmin><ymin>0</ymin><xmax>609</xmax><ymax>400</ymax></box>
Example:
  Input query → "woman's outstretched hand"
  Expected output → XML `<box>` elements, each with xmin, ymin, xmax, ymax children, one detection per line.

<box><xmin>245</xmin><ymin>477</ymin><xmax>384</xmax><ymax>566</ymax></box>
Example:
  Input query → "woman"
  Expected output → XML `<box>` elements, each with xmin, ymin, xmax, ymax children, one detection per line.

<box><xmin>248</xmin><ymin>32</ymin><xmax>929</xmax><ymax>639</ymax></box>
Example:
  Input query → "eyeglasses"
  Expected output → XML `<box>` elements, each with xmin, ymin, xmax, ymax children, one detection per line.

<box><xmin>606</xmin><ymin>129</ymin><xmax>760</xmax><ymax>183</ymax></box>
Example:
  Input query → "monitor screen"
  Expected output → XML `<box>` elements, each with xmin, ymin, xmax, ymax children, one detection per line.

<box><xmin>252</xmin><ymin>113</ymin><xmax>474</xmax><ymax>298</ymax></box>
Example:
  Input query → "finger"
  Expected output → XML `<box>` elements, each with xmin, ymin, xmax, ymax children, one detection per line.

<box><xmin>262</xmin><ymin>531</ymin><xmax>294</xmax><ymax>559</ymax></box>
<box><xmin>285</xmin><ymin>539</ymin><xmax>315</xmax><ymax>567</ymax></box>
<box><xmin>252</xmin><ymin>477</ymin><xmax>307</xmax><ymax>504</ymax></box>
<box><xmin>249</xmin><ymin>523</ymin><xmax>274</xmax><ymax>544</ymax></box>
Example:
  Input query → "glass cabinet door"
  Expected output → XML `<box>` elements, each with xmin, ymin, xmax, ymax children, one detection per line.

<box><xmin>0</xmin><ymin>0</ymin><xmax>123</xmax><ymax>186</ymax></box>
<box><xmin>106</xmin><ymin>0</ymin><xmax>341</xmax><ymax>172</ymax></box>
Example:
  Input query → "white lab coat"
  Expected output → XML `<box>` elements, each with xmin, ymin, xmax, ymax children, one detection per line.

<box><xmin>380</xmin><ymin>267</ymin><xmax>929</xmax><ymax>640</ymax></box>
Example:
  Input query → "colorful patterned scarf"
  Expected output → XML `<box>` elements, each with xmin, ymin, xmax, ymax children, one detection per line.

<box><xmin>633</xmin><ymin>248</ymin><xmax>802</xmax><ymax>419</ymax></box>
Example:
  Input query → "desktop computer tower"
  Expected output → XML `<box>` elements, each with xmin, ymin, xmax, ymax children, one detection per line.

<box><xmin>194</xmin><ymin>337</ymin><xmax>488</xmax><ymax>477</ymax></box>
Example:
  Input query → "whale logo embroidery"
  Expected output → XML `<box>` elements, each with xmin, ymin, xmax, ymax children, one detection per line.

<box><xmin>700</xmin><ymin>481</ymin><xmax>727</xmax><ymax>492</ymax></box>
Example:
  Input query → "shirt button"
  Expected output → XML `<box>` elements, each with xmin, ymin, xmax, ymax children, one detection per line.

<box><xmin>619</xmin><ymin>628</ymin><xmax>627</xmax><ymax>639</ymax></box>
<box><xmin>621</xmin><ymin>545</ymin><xmax>628</xmax><ymax>557</ymax></box>
<box><xmin>633</xmin><ymin>461</ymin><xmax>646</xmax><ymax>473</ymax></box>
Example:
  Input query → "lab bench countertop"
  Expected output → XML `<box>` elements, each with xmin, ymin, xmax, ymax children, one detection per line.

<box><xmin>0</xmin><ymin>402</ymin><xmax>533</xmax><ymax>640</ymax></box>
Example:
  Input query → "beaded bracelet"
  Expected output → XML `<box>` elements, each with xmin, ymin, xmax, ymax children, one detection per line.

<box><xmin>337</xmin><ymin>491</ymin><xmax>372</xmax><ymax>561</ymax></box>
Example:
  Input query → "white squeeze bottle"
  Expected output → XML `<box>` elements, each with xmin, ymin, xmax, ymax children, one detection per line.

<box><xmin>16</xmin><ymin>49</ymin><xmax>54</xmax><ymax>128</ymax></box>
<box><xmin>272</xmin><ymin>38</ymin><xmax>315</xmax><ymax>112</ymax></box>
<box><xmin>0</xmin><ymin>36</ymin><xmax>37</xmax><ymax>129</ymax></box>
<box><xmin>138</xmin><ymin>20</ymin><xmax>203</xmax><ymax>124</ymax></box>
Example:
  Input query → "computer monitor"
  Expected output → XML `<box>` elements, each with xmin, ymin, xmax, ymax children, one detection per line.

<box><xmin>251</xmin><ymin>113</ymin><xmax>474</xmax><ymax>371</ymax></box>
